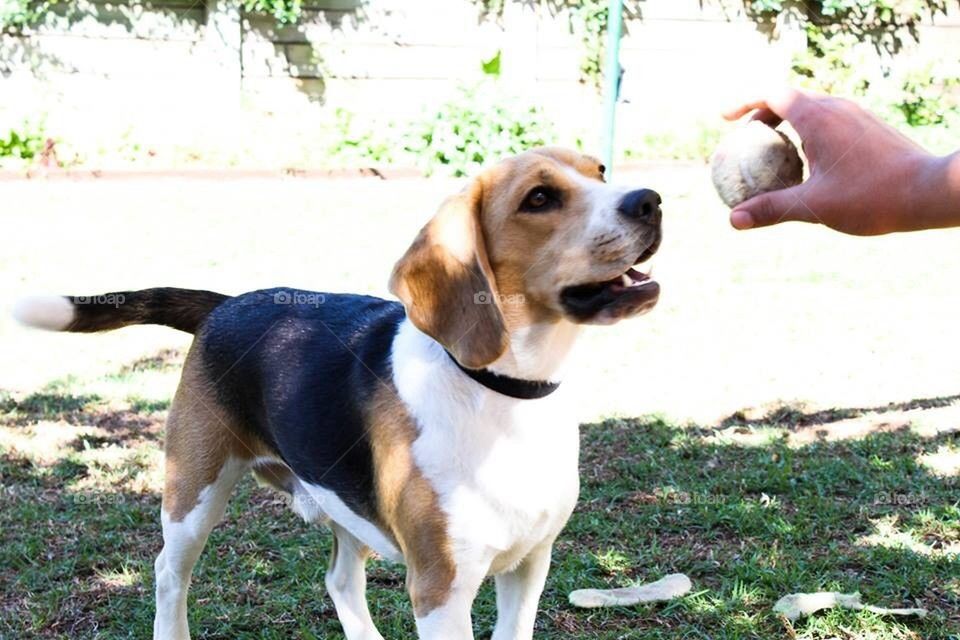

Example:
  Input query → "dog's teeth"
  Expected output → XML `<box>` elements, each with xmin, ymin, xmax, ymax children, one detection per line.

<box><xmin>621</xmin><ymin>274</ymin><xmax>631</xmax><ymax>287</ymax></box>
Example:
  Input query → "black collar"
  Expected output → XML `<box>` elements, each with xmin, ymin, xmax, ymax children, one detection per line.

<box><xmin>446</xmin><ymin>351</ymin><xmax>561</xmax><ymax>400</ymax></box>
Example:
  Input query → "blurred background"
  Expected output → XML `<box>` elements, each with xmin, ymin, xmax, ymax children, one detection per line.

<box><xmin>2</xmin><ymin>0</ymin><xmax>959</xmax><ymax>173</ymax></box>
<box><xmin>4</xmin><ymin>0</ymin><xmax>960</xmax><ymax>424</ymax></box>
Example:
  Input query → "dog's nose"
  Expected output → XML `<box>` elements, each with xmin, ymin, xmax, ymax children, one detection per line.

<box><xmin>618</xmin><ymin>189</ymin><xmax>662</xmax><ymax>223</ymax></box>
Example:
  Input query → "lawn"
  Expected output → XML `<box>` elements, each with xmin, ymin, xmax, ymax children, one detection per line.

<box><xmin>1</xmin><ymin>166</ymin><xmax>959</xmax><ymax>638</ymax></box>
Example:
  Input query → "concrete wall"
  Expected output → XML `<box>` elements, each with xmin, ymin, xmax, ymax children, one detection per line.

<box><xmin>2</xmin><ymin>0</ymin><xmax>958</xmax><ymax>167</ymax></box>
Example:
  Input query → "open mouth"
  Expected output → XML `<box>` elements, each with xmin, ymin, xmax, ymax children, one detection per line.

<box><xmin>559</xmin><ymin>252</ymin><xmax>660</xmax><ymax>324</ymax></box>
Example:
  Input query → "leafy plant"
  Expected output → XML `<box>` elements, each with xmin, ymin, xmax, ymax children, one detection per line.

<box><xmin>403</xmin><ymin>84</ymin><xmax>555</xmax><ymax>177</ymax></box>
<box><xmin>0</xmin><ymin>122</ymin><xmax>45</xmax><ymax>161</ymax></box>
<box><xmin>746</xmin><ymin>0</ymin><xmax>960</xmax><ymax>131</ymax></box>
<box><xmin>0</xmin><ymin>0</ymin><xmax>59</xmax><ymax>33</ymax></box>
<box><xmin>326</xmin><ymin>108</ymin><xmax>396</xmax><ymax>164</ymax></box>
<box><xmin>475</xmin><ymin>0</ymin><xmax>643</xmax><ymax>88</ymax></box>
<box><xmin>571</xmin><ymin>0</ymin><xmax>609</xmax><ymax>86</ymax></box>
<box><xmin>791</xmin><ymin>28</ymin><xmax>874</xmax><ymax>96</ymax></box>
<box><xmin>399</xmin><ymin>51</ymin><xmax>555</xmax><ymax>176</ymax></box>
<box><xmin>241</xmin><ymin>0</ymin><xmax>303</xmax><ymax>24</ymax></box>
<box><xmin>895</xmin><ymin>60</ymin><xmax>960</xmax><ymax>126</ymax></box>
<box><xmin>745</xmin><ymin>0</ymin><xmax>958</xmax><ymax>55</ymax></box>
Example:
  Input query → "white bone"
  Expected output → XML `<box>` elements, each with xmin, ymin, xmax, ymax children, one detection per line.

<box><xmin>568</xmin><ymin>573</ymin><xmax>692</xmax><ymax>608</ymax></box>
<box><xmin>773</xmin><ymin>591</ymin><xmax>927</xmax><ymax>621</ymax></box>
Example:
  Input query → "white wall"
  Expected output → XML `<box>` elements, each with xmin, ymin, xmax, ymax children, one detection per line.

<box><xmin>2</xmin><ymin>0</ymin><xmax>958</xmax><ymax>167</ymax></box>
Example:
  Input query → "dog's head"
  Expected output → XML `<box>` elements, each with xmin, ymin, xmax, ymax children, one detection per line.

<box><xmin>390</xmin><ymin>147</ymin><xmax>662</xmax><ymax>369</ymax></box>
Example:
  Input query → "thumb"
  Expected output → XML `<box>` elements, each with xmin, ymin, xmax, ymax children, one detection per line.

<box><xmin>730</xmin><ymin>182</ymin><xmax>816</xmax><ymax>230</ymax></box>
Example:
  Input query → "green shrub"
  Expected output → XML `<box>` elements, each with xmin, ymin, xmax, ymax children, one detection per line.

<box><xmin>241</xmin><ymin>0</ymin><xmax>302</xmax><ymax>24</ymax></box>
<box><xmin>792</xmin><ymin>28</ymin><xmax>875</xmax><ymax>96</ymax></box>
<box><xmin>403</xmin><ymin>84</ymin><xmax>556</xmax><ymax>177</ymax></box>
<box><xmin>895</xmin><ymin>60</ymin><xmax>960</xmax><ymax>126</ymax></box>
<box><xmin>745</xmin><ymin>0</ymin><xmax>955</xmax><ymax>54</ymax></box>
<box><xmin>0</xmin><ymin>122</ymin><xmax>45</xmax><ymax>161</ymax></box>
<box><xmin>324</xmin><ymin>52</ymin><xmax>554</xmax><ymax>175</ymax></box>
<box><xmin>326</xmin><ymin>108</ymin><xmax>396</xmax><ymax>164</ymax></box>
<box><xmin>0</xmin><ymin>0</ymin><xmax>58</xmax><ymax>32</ymax></box>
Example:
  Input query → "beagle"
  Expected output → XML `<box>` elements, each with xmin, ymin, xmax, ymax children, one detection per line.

<box><xmin>14</xmin><ymin>147</ymin><xmax>662</xmax><ymax>640</ymax></box>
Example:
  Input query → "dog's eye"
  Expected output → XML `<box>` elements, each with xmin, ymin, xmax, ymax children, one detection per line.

<box><xmin>520</xmin><ymin>187</ymin><xmax>559</xmax><ymax>213</ymax></box>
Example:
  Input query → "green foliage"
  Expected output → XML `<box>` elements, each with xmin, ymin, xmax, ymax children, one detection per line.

<box><xmin>0</xmin><ymin>0</ymin><xmax>59</xmax><ymax>32</ymax></box>
<box><xmin>326</xmin><ymin>108</ymin><xmax>395</xmax><ymax>164</ymax></box>
<box><xmin>745</xmin><ymin>0</ymin><xmax>957</xmax><ymax>55</ymax></box>
<box><xmin>0</xmin><ymin>122</ymin><xmax>45</xmax><ymax>161</ymax></box>
<box><xmin>325</xmin><ymin>54</ymin><xmax>554</xmax><ymax>175</ymax></box>
<box><xmin>568</xmin><ymin>0</ymin><xmax>609</xmax><ymax>87</ymax></box>
<box><xmin>792</xmin><ymin>28</ymin><xmax>872</xmax><ymax>96</ymax></box>
<box><xmin>241</xmin><ymin>0</ymin><xmax>303</xmax><ymax>24</ymax></box>
<box><xmin>480</xmin><ymin>49</ymin><xmax>502</xmax><ymax>77</ymax></box>
<box><xmin>747</xmin><ymin>0</ymin><xmax>960</xmax><ymax>133</ymax></box>
<box><xmin>895</xmin><ymin>60</ymin><xmax>960</xmax><ymax>126</ymax></box>
<box><xmin>475</xmin><ymin>1</ymin><xmax>643</xmax><ymax>88</ymax></box>
<box><xmin>403</xmin><ymin>83</ymin><xmax>555</xmax><ymax>177</ymax></box>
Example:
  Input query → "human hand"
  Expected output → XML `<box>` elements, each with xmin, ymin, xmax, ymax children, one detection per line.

<box><xmin>723</xmin><ymin>88</ymin><xmax>958</xmax><ymax>235</ymax></box>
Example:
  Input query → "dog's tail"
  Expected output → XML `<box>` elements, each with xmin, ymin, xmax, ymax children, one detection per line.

<box><xmin>13</xmin><ymin>287</ymin><xmax>230</xmax><ymax>335</ymax></box>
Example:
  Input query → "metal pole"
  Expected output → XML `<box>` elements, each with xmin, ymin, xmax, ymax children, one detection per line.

<box><xmin>601</xmin><ymin>0</ymin><xmax>624</xmax><ymax>180</ymax></box>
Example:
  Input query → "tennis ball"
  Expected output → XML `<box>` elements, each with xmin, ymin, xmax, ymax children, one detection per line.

<box><xmin>711</xmin><ymin>121</ymin><xmax>804</xmax><ymax>208</ymax></box>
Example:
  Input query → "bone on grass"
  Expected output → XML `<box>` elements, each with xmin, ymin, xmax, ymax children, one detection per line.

<box><xmin>569</xmin><ymin>573</ymin><xmax>692</xmax><ymax>608</ymax></box>
<box><xmin>773</xmin><ymin>591</ymin><xmax>928</xmax><ymax>622</ymax></box>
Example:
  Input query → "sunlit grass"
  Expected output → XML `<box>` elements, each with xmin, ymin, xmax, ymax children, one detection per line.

<box><xmin>4</xmin><ymin>361</ymin><xmax>956</xmax><ymax>638</ymax></box>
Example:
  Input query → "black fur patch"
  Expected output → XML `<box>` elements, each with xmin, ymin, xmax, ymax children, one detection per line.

<box><xmin>198</xmin><ymin>288</ymin><xmax>405</xmax><ymax>520</ymax></box>
<box><xmin>67</xmin><ymin>288</ymin><xmax>229</xmax><ymax>334</ymax></box>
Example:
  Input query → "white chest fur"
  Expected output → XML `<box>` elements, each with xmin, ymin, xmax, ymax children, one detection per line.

<box><xmin>392</xmin><ymin>320</ymin><xmax>581</xmax><ymax>575</ymax></box>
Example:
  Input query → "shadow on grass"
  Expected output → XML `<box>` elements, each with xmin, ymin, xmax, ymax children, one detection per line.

<box><xmin>109</xmin><ymin>348</ymin><xmax>184</xmax><ymax>378</ymax></box>
<box><xmin>567</xmin><ymin>416</ymin><xmax>959</xmax><ymax>638</ymax></box>
<box><xmin>720</xmin><ymin>393</ymin><xmax>960</xmax><ymax>430</ymax></box>
<box><xmin>0</xmin><ymin>390</ymin><xmax>102</xmax><ymax>420</ymax></box>
<box><xmin>0</xmin><ymin>348</ymin><xmax>957</xmax><ymax>638</ymax></box>
<box><xmin>0</xmin><ymin>353</ymin><xmax>179</xmax><ymax>444</ymax></box>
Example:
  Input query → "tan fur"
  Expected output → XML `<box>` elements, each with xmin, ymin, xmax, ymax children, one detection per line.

<box><xmin>391</xmin><ymin>147</ymin><xmax>637</xmax><ymax>353</ymax></box>
<box><xmin>162</xmin><ymin>344</ymin><xmax>265</xmax><ymax>521</ymax></box>
<box><xmin>366</xmin><ymin>386</ymin><xmax>456</xmax><ymax>617</ymax></box>
<box><xmin>389</xmin><ymin>179</ymin><xmax>509</xmax><ymax>369</ymax></box>
<box><xmin>479</xmin><ymin>148</ymin><xmax>624</xmax><ymax>324</ymax></box>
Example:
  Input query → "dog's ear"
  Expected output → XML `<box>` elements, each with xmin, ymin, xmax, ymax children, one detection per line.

<box><xmin>390</xmin><ymin>180</ymin><xmax>509</xmax><ymax>369</ymax></box>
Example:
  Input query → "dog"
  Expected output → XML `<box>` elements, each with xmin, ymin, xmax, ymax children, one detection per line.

<box><xmin>14</xmin><ymin>147</ymin><xmax>662</xmax><ymax>640</ymax></box>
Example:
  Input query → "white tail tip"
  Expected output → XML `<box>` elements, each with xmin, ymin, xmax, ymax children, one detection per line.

<box><xmin>12</xmin><ymin>295</ymin><xmax>75</xmax><ymax>331</ymax></box>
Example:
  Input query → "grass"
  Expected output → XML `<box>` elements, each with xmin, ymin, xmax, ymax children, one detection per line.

<box><xmin>2</xmin><ymin>169</ymin><xmax>960</xmax><ymax>637</ymax></box>
<box><xmin>0</xmin><ymin>354</ymin><xmax>957</xmax><ymax>639</ymax></box>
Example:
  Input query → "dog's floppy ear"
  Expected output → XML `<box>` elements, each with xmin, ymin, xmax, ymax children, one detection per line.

<box><xmin>390</xmin><ymin>179</ymin><xmax>509</xmax><ymax>369</ymax></box>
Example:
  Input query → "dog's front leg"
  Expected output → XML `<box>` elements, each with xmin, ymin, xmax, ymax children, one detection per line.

<box><xmin>491</xmin><ymin>541</ymin><xmax>553</xmax><ymax>640</ymax></box>
<box><xmin>410</xmin><ymin>562</ymin><xmax>486</xmax><ymax>640</ymax></box>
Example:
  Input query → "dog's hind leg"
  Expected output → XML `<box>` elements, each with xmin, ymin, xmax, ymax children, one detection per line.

<box><xmin>153</xmin><ymin>354</ymin><xmax>255</xmax><ymax>640</ymax></box>
<box><xmin>326</xmin><ymin>523</ymin><xmax>385</xmax><ymax>640</ymax></box>
<box><xmin>154</xmin><ymin>457</ymin><xmax>247</xmax><ymax>639</ymax></box>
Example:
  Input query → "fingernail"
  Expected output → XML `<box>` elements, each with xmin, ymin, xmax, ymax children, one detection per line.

<box><xmin>730</xmin><ymin>209</ymin><xmax>754</xmax><ymax>230</ymax></box>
